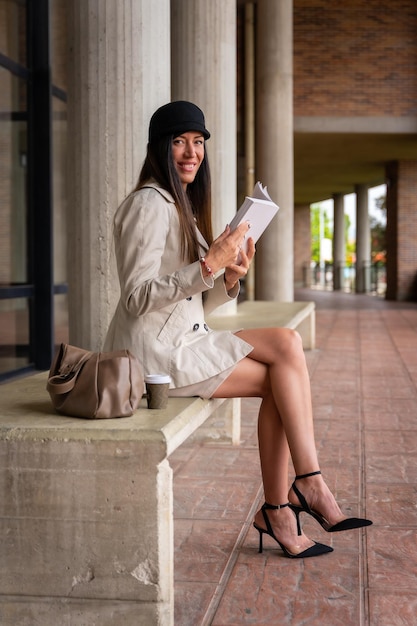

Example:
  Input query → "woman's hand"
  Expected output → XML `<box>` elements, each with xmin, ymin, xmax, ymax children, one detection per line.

<box><xmin>203</xmin><ymin>222</ymin><xmax>251</xmax><ymax>276</ymax></box>
<box><xmin>224</xmin><ymin>237</ymin><xmax>255</xmax><ymax>291</ymax></box>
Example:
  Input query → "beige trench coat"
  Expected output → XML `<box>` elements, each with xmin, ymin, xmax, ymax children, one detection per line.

<box><xmin>103</xmin><ymin>181</ymin><xmax>253</xmax><ymax>391</ymax></box>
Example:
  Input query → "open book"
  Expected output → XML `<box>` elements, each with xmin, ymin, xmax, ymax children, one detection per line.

<box><xmin>229</xmin><ymin>182</ymin><xmax>279</xmax><ymax>256</ymax></box>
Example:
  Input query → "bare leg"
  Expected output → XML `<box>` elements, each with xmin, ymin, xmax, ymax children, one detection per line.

<box><xmin>214</xmin><ymin>355</ymin><xmax>318</xmax><ymax>554</ymax></box>
<box><xmin>257</xmin><ymin>392</ymin><xmax>320</xmax><ymax>554</ymax></box>
<box><xmin>213</xmin><ymin>327</ymin><xmax>346</xmax><ymax>536</ymax></box>
<box><xmin>257</xmin><ymin>393</ymin><xmax>290</xmax><ymax>502</ymax></box>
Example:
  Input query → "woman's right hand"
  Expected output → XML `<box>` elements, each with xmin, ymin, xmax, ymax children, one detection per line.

<box><xmin>203</xmin><ymin>222</ymin><xmax>251</xmax><ymax>275</ymax></box>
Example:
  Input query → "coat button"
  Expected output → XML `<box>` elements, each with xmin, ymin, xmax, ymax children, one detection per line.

<box><xmin>186</xmin><ymin>296</ymin><xmax>192</xmax><ymax>301</ymax></box>
<box><xmin>193</xmin><ymin>323</ymin><xmax>199</xmax><ymax>331</ymax></box>
<box><xmin>204</xmin><ymin>323</ymin><xmax>209</xmax><ymax>331</ymax></box>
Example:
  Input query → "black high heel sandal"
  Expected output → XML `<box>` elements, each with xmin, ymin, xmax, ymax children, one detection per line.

<box><xmin>290</xmin><ymin>471</ymin><xmax>373</xmax><ymax>533</ymax></box>
<box><xmin>253</xmin><ymin>502</ymin><xmax>333</xmax><ymax>558</ymax></box>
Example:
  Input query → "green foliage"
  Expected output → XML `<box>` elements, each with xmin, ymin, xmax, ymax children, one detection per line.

<box><xmin>310</xmin><ymin>205</ymin><xmax>332</xmax><ymax>263</ymax></box>
<box><xmin>309</xmin><ymin>196</ymin><xmax>386</xmax><ymax>268</ymax></box>
<box><xmin>370</xmin><ymin>194</ymin><xmax>386</xmax><ymax>263</ymax></box>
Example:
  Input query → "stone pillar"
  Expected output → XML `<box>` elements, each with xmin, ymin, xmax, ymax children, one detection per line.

<box><xmin>386</xmin><ymin>160</ymin><xmax>417</xmax><ymax>301</ymax></box>
<box><xmin>171</xmin><ymin>0</ymin><xmax>237</xmax><ymax>315</ymax></box>
<box><xmin>355</xmin><ymin>184</ymin><xmax>371</xmax><ymax>293</ymax></box>
<box><xmin>255</xmin><ymin>0</ymin><xmax>294</xmax><ymax>301</ymax></box>
<box><xmin>385</xmin><ymin>162</ymin><xmax>398</xmax><ymax>300</ymax></box>
<box><xmin>294</xmin><ymin>204</ymin><xmax>311</xmax><ymax>287</ymax></box>
<box><xmin>243</xmin><ymin>2</ymin><xmax>256</xmax><ymax>301</ymax></box>
<box><xmin>333</xmin><ymin>193</ymin><xmax>345</xmax><ymax>290</ymax></box>
<box><xmin>67</xmin><ymin>0</ymin><xmax>170</xmax><ymax>349</ymax></box>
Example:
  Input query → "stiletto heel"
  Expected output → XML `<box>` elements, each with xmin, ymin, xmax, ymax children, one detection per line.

<box><xmin>253</xmin><ymin>502</ymin><xmax>333</xmax><ymax>558</ymax></box>
<box><xmin>292</xmin><ymin>507</ymin><xmax>302</xmax><ymax>536</ymax></box>
<box><xmin>290</xmin><ymin>471</ymin><xmax>373</xmax><ymax>533</ymax></box>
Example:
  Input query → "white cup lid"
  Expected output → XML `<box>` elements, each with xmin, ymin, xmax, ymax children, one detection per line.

<box><xmin>145</xmin><ymin>374</ymin><xmax>171</xmax><ymax>384</ymax></box>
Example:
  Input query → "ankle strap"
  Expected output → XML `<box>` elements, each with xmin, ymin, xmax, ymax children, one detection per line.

<box><xmin>263</xmin><ymin>502</ymin><xmax>290</xmax><ymax>510</ymax></box>
<box><xmin>295</xmin><ymin>470</ymin><xmax>322</xmax><ymax>480</ymax></box>
<box><xmin>261</xmin><ymin>502</ymin><xmax>290</xmax><ymax>536</ymax></box>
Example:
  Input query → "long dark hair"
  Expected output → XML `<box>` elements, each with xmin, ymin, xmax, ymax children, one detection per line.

<box><xmin>133</xmin><ymin>135</ymin><xmax>213</xmax><ymax>262</ymax></box>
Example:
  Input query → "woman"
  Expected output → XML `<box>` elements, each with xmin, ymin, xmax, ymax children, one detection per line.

<box><xmin>104</xmin><ymin>100</ymin><xmax>372</xmax><ymax>559</ymax></box>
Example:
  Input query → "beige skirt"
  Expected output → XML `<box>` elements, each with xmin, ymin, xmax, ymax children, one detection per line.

<box><xmin>168</xmin><ymin>363</ymin><xmax>237</xmax><ymax>399</ymax></box>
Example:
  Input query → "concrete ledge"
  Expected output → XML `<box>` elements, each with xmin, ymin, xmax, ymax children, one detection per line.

<box><xmin>207</xmin><ymin>300</ymin><xmax>316</xmax><ymax>349</ymax></box>
<box><xmin>0</xmin><ymin>373</ymin><xmax>237</xmax><ymax>453</ymax></box>
<box><xmin>0</xmin><ymin>373</ymin><xmax>236</xmax><ymax>626</ymax></box>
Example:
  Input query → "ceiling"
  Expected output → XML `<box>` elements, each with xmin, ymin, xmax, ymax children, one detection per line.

<box><xmin>294</xmin><ymin>130</ymin><xmax>417</xmax><ymax>205</ymax></box>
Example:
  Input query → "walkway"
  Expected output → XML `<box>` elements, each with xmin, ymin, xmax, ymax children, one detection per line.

<box><xmin>172</xmin><ymin>289</ymin><xmax>417</xmax><ymax>626</ymax></box>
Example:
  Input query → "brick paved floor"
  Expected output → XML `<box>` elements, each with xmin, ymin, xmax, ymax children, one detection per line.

<box><xmin>172</xmin><ymin>290</ymin><xmax>417</xmax><ymax>626</ymax></box>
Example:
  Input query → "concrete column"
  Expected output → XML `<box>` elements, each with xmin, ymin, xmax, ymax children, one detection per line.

<box><xmin>355</xmin><ymin>184</ymin><xmax>371</xmax><ymax>293</ymax></box>
<box><xmin>67</xmin><ymin>0</ymin><xmax>170</xmax><ymax>349</ymax></box>
<box><xmin>171</xmin><ymin>0</ymin><xmax>237</xmax><ymax>243</ymax></box>
<box><xmin>255</xmin><ymin>0</ymin><xmax>294</xmax><ymax>301</ymax></box>
<box><xmin>294</xmin><ymin>204</ymin><xmax>311</xmax><ymax>287</ymax></box>
<box><xmin>333</xmin><ymin>193</ymin><xmax>345</xmax><ymax>290</ymax></box>
<box><xmin>386</xmin><ymin>160</ymin><xmax>417</xmax><ymax>301</ymax></box>
<box><xmin>171</xmin><ymin>0</ymin><xmax>238</xmax><ymax>315</ymax></box>
<box><xmin>243</xmin><ymin>2</ymin><xmax>256</xmax><ymax>301</ymax></box>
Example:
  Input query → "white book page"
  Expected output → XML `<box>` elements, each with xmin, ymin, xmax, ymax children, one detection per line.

<box><xmin>229</xmin><ymin>182</ymin><xmax>279</xmax><ymax>255</ymax></box>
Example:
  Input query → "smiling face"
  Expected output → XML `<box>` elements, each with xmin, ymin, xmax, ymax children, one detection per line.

<box><xmin>172</xmin><ymin>131</ymin><xmax>205</xmax><ymax>189</ymax></box>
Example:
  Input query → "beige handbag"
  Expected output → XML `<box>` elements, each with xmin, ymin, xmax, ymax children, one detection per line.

<box><xmin>47</xmin><ymin>343</ymin><xmax>144</xmax><ymax>418</ymax></box>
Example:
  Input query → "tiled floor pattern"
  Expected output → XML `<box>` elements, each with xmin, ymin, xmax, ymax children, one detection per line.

<box><xmin>172</xmin><ymin>292</ymin><xmax>417</xmax><ymax>625</ymax></box>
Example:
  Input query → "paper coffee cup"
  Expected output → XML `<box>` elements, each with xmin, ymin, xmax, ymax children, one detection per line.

<box><xmin>144</xmin><ymin>374</ymin><xmax>171</xmax><ymax>385</ymax></box>
<box><xmin>145</xmin><ymin>374</ymin><xmax>171</xmax><ymax>409</ymax></box>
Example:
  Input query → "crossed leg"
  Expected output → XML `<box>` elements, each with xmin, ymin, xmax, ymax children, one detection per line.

<box><xmin>212</xmin><ymin>327</ymin><xmax>345</xmax><ymax>554</ymax></box>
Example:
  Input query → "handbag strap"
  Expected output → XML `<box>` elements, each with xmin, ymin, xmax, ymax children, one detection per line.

<box><xmin>46</xmin><ymin>351</ymin><xmax>93</xmax><ymax>395</ymax></box>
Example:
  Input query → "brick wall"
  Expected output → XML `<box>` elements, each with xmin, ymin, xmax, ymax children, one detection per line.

<box><xmin>294</xmin><ymin>0</ymin><xmax>417</xmax><ymax>117</ymax></box>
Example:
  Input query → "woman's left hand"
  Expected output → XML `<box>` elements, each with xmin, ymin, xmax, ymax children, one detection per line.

<box><xmin>224</xmin><ymin>237</ymin><xmax>255</xmax><ymax>292</ymax></box>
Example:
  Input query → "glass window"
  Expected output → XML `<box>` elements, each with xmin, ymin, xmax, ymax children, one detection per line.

<box><xmin>0</xmin><ymin>297</ymin><xmax>30</xmax><ymax>374</ymax></box>
<box><xmin>0</xmin><ymin>0</ymin><xmax>69</xmax><ymax>379</ymax></box>
<box><xmin>0</xmin><ymin>0</ymin><xmax>27</xmax><ymax>66</ymax></box>
<box><xmin>51</xmin><ymin>0</ymin><xmax>69</xmax><ymax>348</ymax></box>
<box><xmin>51</xmin><ymin>0</ymin><xmax>67</xmax><ymax>92</ymax></box>
<box><xmin>52</xmin><ymin>96</ymin><xmax>67</xmax><ymax>284</ymax></box>
<box><xmin>0</xmin><ymin>70</ymin><xmax>28</xmax><ymax>285</ymax></box>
